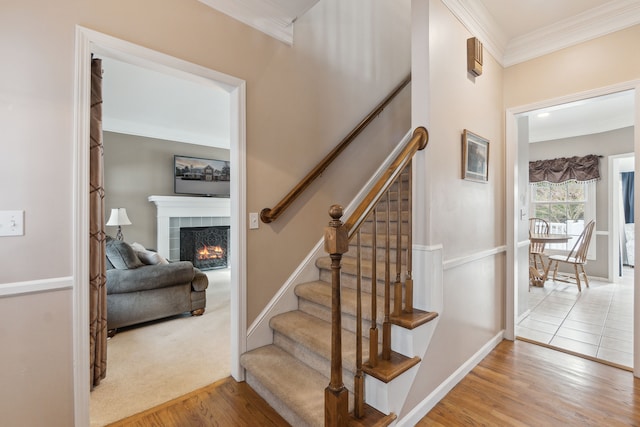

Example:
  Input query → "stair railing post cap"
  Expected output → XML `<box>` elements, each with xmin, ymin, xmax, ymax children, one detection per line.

<box><xmin>329</xmin><ymin>204</ymin><xmax>344</xmax><ymax>220</ymax></box>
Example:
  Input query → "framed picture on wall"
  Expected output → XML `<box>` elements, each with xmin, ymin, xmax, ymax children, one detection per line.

<box><xmin>462</xmin><ymin>129</ymin><xmax>489</xmax><ymax>182</ymax></box>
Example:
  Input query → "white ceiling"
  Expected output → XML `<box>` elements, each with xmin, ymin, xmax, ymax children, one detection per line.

<box><xmin>523</xmin><ymin>90</ymin><xmax>635</xmax><ymax>143</ymax></box>
<box><xmin>197</xmin><ymin>0</ymin><xmax>320</xmax><ymax>45</ymax></box>
<box><xmin>101</xmin><ymin>0</ymin><xmax>639</xmax><ymax>147</ymax></box>
<box><xmin>101</xmin><ymin>56</ymin><xmax>231</xmax><ymax>149</ymax></box>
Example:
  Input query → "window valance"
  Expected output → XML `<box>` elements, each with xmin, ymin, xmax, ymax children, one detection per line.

<box><xmin>529</xmin><ymin>154</ymin><xmax>600</xmax><ymax>185</ymax></box>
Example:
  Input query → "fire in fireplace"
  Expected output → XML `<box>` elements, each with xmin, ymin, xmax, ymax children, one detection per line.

<box><xmin>180</xmin><ymin>226</ymin><xmax>229</xmax><ymax>270</ymax></box>
<box><xmin>197</xmin><ymin>245</ymin><xmax>224</xmax><ymax>260</ymax></box>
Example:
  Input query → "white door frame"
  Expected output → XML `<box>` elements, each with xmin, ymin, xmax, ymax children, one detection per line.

<box><xmin>72</xmin><ymin>26</ymin><xmax>247</xmax><ymax>426</ymax></box>
<box><xmin>505</xmin><ymin>80</ymin><xmax>640</xmax><ymax>377</ymax></box>
<box><xmin>610</xmin><ymin>153</ymin><xmax>635</xmax><ymax>282</ymax></box>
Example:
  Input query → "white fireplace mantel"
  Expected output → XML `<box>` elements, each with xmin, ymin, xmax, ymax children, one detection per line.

<box><xmin>148</xmin><ymin>195</ymin><xmax>231</xmax><ymax>259</ymax></box>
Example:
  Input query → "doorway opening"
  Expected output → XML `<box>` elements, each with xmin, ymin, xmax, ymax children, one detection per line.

<box><xmin>73</xmin><ymin>26</ymin><xmax>247</xmax><ymax>426</ymax></box>
<box><xmin>507</xmin><ymin>86</ymin><xmax>637</xmax><ymax>373</ymax></box>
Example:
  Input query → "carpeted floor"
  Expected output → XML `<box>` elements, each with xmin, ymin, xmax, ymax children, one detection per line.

<box><xmin>90</xmin><ymin>268</ymin><xmax>231</xmax><ymax>427</ymax></box>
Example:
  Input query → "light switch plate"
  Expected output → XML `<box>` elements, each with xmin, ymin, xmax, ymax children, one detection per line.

<box><xmin>249</xmin><ymin>212</ymin><xmax>259</xmax><ymax>229</ymax></box>
<box><xmin>0</xmin><ymin>210</ymin><xmax>24</xmax><ymax>236</ymax></box>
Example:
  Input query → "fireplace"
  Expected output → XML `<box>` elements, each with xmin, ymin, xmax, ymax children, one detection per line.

<box><xmin>180</xmin><ymin>226</ymin><xmax>230</xmax><ymax>270</ymax></box>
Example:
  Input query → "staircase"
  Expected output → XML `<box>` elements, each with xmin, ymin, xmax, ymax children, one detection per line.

<box><xmin>241</xmin><ymin>130</ymin><xmax>438</xmax><ymax>426</ymax></box>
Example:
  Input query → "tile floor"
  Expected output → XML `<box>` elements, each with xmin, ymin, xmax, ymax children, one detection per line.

<box><xmin>517</xmin><ymin>268</ymin><xmax>634</xmax><ymax>368</ymax></box>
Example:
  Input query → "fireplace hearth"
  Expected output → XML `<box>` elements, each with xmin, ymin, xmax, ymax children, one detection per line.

<box><xmin>180</xmin><ymin>226</ymin><xmax>230</xmax><ymax>270</ymax></box>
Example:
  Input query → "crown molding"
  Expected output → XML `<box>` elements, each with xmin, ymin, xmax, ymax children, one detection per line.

<box><xmin>442</xmin><ymin>0</ymin><xmax>640</xmax><ymax>68</ymax></box>
<box><xmin>199</xmin><ymin>0</ymin><xmax>319</xmax><ymax>45</ymax></box>
<box><xmin>440</xmin><ymin>0</ymin><xmax>507</xmax><ymax>67</ymax></box>
<box><xmin>504</xmin><ymin>0</ymin><xmax>640</xmax><ymax>67</ymax></box>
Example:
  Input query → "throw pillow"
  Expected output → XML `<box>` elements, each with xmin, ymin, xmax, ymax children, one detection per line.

<box><xmin>137</xmin><ymin>249</ymin><xmax>170</xmax><ymax>265</ymax></box>
<box><xmin>130</xmin><ymin>242</ymin><xmax>146</xmax><ymax>253</ymax></box>
<box><xmin>106</xmin><ymin>239</ymin><xmax>144</xmax><ymax>270</ymax></box>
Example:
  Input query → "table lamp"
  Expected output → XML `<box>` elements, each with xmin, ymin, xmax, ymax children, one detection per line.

<box><xmin>106</xmin><ymin>208</ymin><xmax>132</xmax><ymax>241</ymax></box>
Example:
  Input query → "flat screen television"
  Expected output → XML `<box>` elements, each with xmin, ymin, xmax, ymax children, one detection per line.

<box><xmin>174</xmin><ymin>155</ymin><xmax>230</xmax><ymax>197</ymax></box>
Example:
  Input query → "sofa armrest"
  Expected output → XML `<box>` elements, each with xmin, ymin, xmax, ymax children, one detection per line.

<box><xmin>191</xmin><ymin>268</ymin><xmax>209</xmax><ymax>292</ymax></box>
<box><xmin>106</xmin><ymin>261</ymin><xmax>195</xmax><ymax>294</ymax></box>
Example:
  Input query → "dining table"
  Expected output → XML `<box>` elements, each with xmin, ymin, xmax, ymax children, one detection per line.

<box><xmin>529</xmin><ymin>233</ymin><xmax>570</xmax><ymax>286</ymax></box>
<box><xmin>529</xmin><ymin>233</ymin><xmax>571</xmax><ymax>245</ymax></box>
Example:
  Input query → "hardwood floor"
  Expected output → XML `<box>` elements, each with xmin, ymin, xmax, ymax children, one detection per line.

<box><xmin>107</xmin><ymin>340</ymin><xmax>640</xmax><ymax>426</ymax></box>
<box><xmin>105</xmin><ymin>377</ymin><xmax>289</xmax><ymax>427</ymax></box>
<box><xmin>419</xmin><ymin>340</ymin><xmax>640</xmax><ymax>426</ymax></box>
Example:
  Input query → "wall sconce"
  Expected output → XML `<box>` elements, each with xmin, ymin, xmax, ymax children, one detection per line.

<box><xmin>467</xmin><ymin>37</ymin><xmax>483</xmax><ymax>76</ymax></box>
<box><xmin>106</xmin><ymin>208</ymin><xmax>132</xmax><ymax>241</ymax></box>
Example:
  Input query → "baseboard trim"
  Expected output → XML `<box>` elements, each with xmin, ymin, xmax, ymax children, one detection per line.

<box><xmin>396</xmin><ymin>331</ymin><xmax>505</xmax><ymax>427</ymax></box>
<box><xmin>0</xmin><ymin>276</ymin><xmax>73</xmax><ymax>298</ymax></box>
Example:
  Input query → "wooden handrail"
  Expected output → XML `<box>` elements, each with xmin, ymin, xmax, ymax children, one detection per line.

<box><xmin>260</xmin><ymin>75</ymin><xmax>412</xmax><ymax>223</ymax></box>
<box><xmin>343</xmin><ymin>126</ymin><xmax>428</xmax><ymax>237</ymax></box>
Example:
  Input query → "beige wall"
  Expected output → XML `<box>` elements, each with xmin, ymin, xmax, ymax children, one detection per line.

<box><xmin>0</xmin><ymin>290</ymin><xmax>74</xmax><ymax>427</ymax></box>
<box><xmin>403</xmin><ymin>0</ymin><xmax>505</xmax><ymax>415</ymax></box>
<box><xmin>243</xmin><ymin>1</ymin><xmax>412</xmax><ymax>322</ymax></box>
<box><xmin>504</xmin><ymin>25</ymin><xmax>640</xmax><ymax>109</ymax></box>
<box><xmin>103</xmin><ymin>132</ymin><xmax>230</xmax><ymax>249</ymax></box>
<box><xmin>0</xmin><ymin>0</ymin><xmax>411</xmax><ymax>424</ymax></box>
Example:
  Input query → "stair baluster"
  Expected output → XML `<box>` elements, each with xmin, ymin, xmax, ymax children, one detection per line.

<box><xmin>369</xmin><ymin>208</ymin><xmax>379</xmax><ymax>368</ymax></box>
<box><xmin>405</xmin><ymin>164</ymin><xmax>414</xmax><ymax>313</ymax></box>
<box><xmin>382</xmin><ymin>192</ymin><xmax>392</xmax><ymax>361</ymax></box>
<box><xmin>354</xmin><ymin>231</ymin><xmax>364</xmax><ymax>418</ymax></box>
<box><xmin>393</xmin><ymin>175</ymin><xmax>403</xmax><ymax>317</ymax></box>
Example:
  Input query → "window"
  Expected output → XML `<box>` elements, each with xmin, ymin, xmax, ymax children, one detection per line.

<box><xmin>530</xmin><ymin>180</ymin><xmax>596</xmax><ymax>257</ymax></box>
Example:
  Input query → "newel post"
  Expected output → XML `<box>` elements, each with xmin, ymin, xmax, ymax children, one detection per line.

<box><xmin>324</xmin><ymin>205</ymin><xmax>349</xmax><ymax>427</ymax></box>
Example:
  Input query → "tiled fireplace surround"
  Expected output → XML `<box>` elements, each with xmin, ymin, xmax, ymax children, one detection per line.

<box><xmin>148</xmin><ymin>195</ymin><xmax>231</xmax><ymax>262</ymax></box>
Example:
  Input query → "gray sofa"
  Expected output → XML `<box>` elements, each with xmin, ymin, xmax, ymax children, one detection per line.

<box><xmin>105</xmin><ymin>238</ymin><xmax>208</xmax><ymax>333</ymax></box>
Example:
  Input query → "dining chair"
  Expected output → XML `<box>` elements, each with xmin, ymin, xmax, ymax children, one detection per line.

<box><xmin>529</xmin><ymin>217</ymin><xmax>550</xmax><ymax>272</ymax></box>
<box><xmin>546</xmin><ymin>220</ymin><xmax>596</xmax><ymax>292</ymax></box>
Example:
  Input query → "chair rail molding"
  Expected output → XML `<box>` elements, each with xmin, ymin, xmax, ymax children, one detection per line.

<box><xmin>0</xmin><ymin>277</ymin><xmax>73</xmax><ymax>298</ymax></box>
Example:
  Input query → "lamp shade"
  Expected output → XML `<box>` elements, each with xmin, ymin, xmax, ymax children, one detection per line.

<box><xmin>106</xmin><ymin>208</ymin><xmax>132</xmax><ymax>226</ymax></box>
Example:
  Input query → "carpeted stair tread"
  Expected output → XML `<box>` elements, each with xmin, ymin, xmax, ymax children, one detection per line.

<box><xmin>240</xmin><ymin>345</ymin><xmax>328</xmax><ymax>426</ymax></box>
<box><xmin>270</xmin><ymin>310</ymin><xmax>368</xmax><ymax>374</ymax></box>
<box><xmin>295</xmin><ymin>280</ymin><xmax>388</xmax><ymax>325</ymax></box>
<box><xmin>316</xmin><ymin>255</ymin><xmax>408</xmax><ymax>281</ymax></box>
<box><xmin>348</xmin><ymin>233</ymin><xmax>409</xmax><ymax>249</ymax></box>
<box><xmin>357</xmin><ymin>221</ymin><xmax>408</xmax><ymax>235</ymax></box>
<box><xmin>363</xmin><ymin>208</ymin><xmax>409</xmax><ymax>219</ymax></box>
<box><xmin>349</xmin><ymin>230</ymin><xmax>408</xmax><ymax>246</ymax></box>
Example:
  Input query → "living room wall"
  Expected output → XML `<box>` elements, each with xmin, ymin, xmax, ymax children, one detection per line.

<box><xmin>103</xmin><ymin>131</ymin><xmax>230</xmax><ymax>249</ymax></box>
<box><xmin>529</xmin><ymin>126</ymin><xmax>634</xmax><ymax>279</ymax></box>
